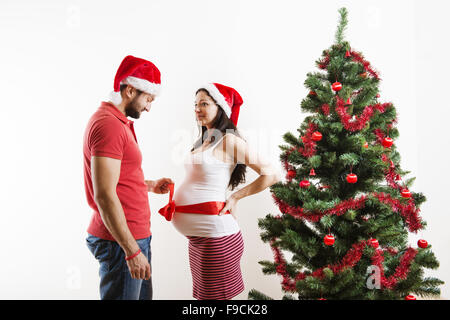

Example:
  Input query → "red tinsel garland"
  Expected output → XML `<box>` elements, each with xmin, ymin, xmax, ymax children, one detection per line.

<box><xmin>311</xmin><ymin>241</ymin><xmax>366</xmax><ymax>279</ymax></box>
<box><xmin>318</xmin><ymin>52</ymin><xmax>330</xmax><ymax>70</ymax></box>
<box><xmin>282</xmin><ymin>158</ymin><xmax>295</xmax><ymax>180</ymax></box>
<box><xmin>271</xmin><ymin>238</ymin><xmax>418</xmax><ymax>293</ymax></box>
<box><xmin>350</xmin><ymin>51</ymin><xmax>380</xmax><ymax>80</ymax></box>
<box><xmin>272</xmin><ymin>191</ymin><xmax>422</xmax><ymax>232</ymax></box>
<box><xmin>380</xmin><ymin>153</ymin><xmax>403</xmax><ymax>190</ymax></box>
<box><xmin>384</xmin><ymin>247</ymin><xmax>399</xmax><ymax>256</ymax></box>
<box><xmin>374</xmin><ymin>128</ymin><xmax>385</xmax><ymax>144</ymax></box>
<box><xmin>335</xmin><ymin>96</ymin><xmax>392</xmax><ymax>132</ymax></box>
<box><xmin>298</xmin><ymin>122</ymin><xmax>319</xmax><ymax>158</ymax></box>
<box><xmin>370</xmin><ymin>247</ymin><xmax>418</xmax><ymax>289</ymax></box>
<box><xmin>272</xmin><ymin>193</ymin><xmax>367</xmax><ymax>222</ymax></box>
<box><xmin>282</xmin><ymin>122</ymin><xmax>318</xmax><ymax>178</ymax></box>
<box><xmin>372</xmin><ymin>192</ymin><xmax>423</xmax><ymax>232</ymax></box>
<box><xmin>321</xmin><ymin>104</ymin><xmax>330</xmax><ymax>116</ymax></box>
<box><xmin>317</xmin><ymin>50</ymin><xmax>380</xmax><ymax>81</ymax></box>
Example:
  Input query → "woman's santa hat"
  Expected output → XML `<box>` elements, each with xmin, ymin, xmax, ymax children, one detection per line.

<box><xmin>109</xmin><ymin>55</ymin><xmax>161</xmax><ymax>105</ymax></box>
<box><xmin>200</xmin><ymin>83</ymin><xmax>243</xmax><ymax>126</ymax></box>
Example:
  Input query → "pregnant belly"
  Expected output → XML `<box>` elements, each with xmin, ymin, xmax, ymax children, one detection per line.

<box><xmin>171</xmin><ymin>211</ymin><xmax>240</xmax><ymax>238</ymax></box>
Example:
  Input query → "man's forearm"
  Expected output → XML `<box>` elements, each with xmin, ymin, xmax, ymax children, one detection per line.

<box><xmin>95</xmin><ymin>194</ymin><xmax>140</xmax><ymax>256</ymax></box>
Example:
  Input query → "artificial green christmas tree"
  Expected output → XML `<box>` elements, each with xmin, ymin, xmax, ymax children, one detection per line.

<box><xmin>249</xmin><ymin>8</ymin><xmax>443</xmax><ymax>300</ymax></box>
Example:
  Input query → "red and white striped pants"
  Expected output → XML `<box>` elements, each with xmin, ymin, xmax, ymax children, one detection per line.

<box><xmin>187</xmin><ymin>231</ymin><xmax>245</xmax><ymax>300</ymax></box>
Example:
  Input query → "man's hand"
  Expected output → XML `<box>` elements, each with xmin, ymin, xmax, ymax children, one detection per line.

<box><xmin>126</xmin><ymin>252</ymin><xmax>151</xmax><ymax>280</ymax></box>
<box><xmin>146</xmin><ymin>178</ymin><xmax>174</xmax><ymax>194</ymax></box>
<box><xmin>144</xmin><ymin>180</ymin><xmax>155</xmax><ymax>192</ymax></box>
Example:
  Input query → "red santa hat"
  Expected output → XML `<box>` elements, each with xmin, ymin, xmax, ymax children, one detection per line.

<box><xmin>200</xmin><ymin>83</ymin><xmax>243</xmax><ymax>126</ymax></box>
<box><xmin>109</xmin><ymin>55</ymin><xmax>161</xmax><ymax>105</ymax></box>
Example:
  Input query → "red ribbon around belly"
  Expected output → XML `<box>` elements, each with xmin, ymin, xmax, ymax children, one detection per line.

<box><xmin>158</xmin><ymin>183</ymin><xmax>230</xmax><ymax>221</ymax></box>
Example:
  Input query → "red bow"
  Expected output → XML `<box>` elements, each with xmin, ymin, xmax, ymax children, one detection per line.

<box><xmin>158</xmin><ymin>183</ymin><xmax>232</xmax><ymax>221</ymax></box>
<box><xmin>158</xmin><ymin>183</ymin><xmax>176</xmax><ymax>221</ymax></box>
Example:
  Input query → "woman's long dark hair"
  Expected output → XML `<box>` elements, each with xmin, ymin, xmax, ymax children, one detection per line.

<box><xmin>192</xmin><ymin>89</ymin><xmax>247</xmax><ymax>191</ymax></box>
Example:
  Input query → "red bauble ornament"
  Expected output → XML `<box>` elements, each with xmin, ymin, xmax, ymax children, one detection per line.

<box><xmin>286</xmin><ymin>170</ymin><xmax>297</xmax><ymax>180</ymax></box>
<box><xmin>332</xmin><ymin>82</ymin><xmax>342</xmax><ymax>91</ymax></box>
<box><xmin>345</xmin><ymin>50</ymin><xmax>351</xmax><ymax>58</ymax></box>
<box><xmin>324</xmin><ymin>234</ymin><xmax>335</xmax><ymax>246</ymax></box>
<box><xmin>346</xmin><ymin>173</ymin><xmax>357</xmax><ymax>184</ymax></box>
<box><xmin>309</xmin><ymin>90</ymin><xmax>317</xmax><ymax>96</ymax></box>
<box><xmin>376</xmin><ymin>93</ymin><xmax>380</xmax><ymax>98</ymax></box>
<box><xmin>405</xmin><ymin>295</ymin><xmax>416</xmax><ymax>300</ymax></box>
<box><xmin>312</xmin><ymin>131</ymin><xmax>322</xmax><ymax>141</ymax></box>
<box><xmin>363</xmin><ymin>142</ymin><xmax>369</xmax><ymax>148</ymax></box>
<box><xmin>382</xmin><ymin>137</ymin><xmax>393</xmax><ymax>148</ymax></box>
<box><xmin>401</xmin><ymin>189</ymin><xmax>412</xmax><ymax>198</ymax></box>
<box><xmin>369</xmin><ymin>238</ymin><xmax>379</xmax><ymax>248</ymax></box>
<box><xmin>299</xmin><ymin>180</ymin><xmax>310</xmax><ymax>188</ymax></box>
<box><xmin>418</xmin><ymin>239</ymin><xmax>428</xmax><ymax>249</ymax></box>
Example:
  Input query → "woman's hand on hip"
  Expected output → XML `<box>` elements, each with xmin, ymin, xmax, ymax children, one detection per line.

<box><xmin>219</xmin><ymin>194</ymin><xmax>239</xmax><ymax>219</ymax></box>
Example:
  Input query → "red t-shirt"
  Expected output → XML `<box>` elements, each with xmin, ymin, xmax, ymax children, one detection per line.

<box><xmin>83</xmin><ymin>102</ymin><xmax>151</xmax><ymax>241</ymax></box>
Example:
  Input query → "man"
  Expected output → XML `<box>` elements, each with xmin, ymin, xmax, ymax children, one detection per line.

<box><xmin>83</xmin><ymin>55</ymin><xmax>173</xmax><ymax>300</ymax></box>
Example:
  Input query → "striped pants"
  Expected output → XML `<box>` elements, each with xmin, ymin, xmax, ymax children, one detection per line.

<box><xmin>187</xmin><ymin>231</ymin><xmax>245</xmax><ymax>300</ymax></box>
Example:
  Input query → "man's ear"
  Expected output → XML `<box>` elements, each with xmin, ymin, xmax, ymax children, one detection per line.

<box><xmin>124</xmin><ymin>85</ymin><xmax>136</xmax><ymax>99</ymax></box>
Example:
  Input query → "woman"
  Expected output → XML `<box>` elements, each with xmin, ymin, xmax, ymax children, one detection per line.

<box><xmin>159</xmin><ymin>83</ymin><xmax>280</xmax><ymax>300</ymax></box>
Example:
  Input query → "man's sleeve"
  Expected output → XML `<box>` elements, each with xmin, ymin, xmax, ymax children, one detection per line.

<box><xmin>89</xmin><ymin>118</ymin><xmax>127</xmax><ymax>160</ymax></box>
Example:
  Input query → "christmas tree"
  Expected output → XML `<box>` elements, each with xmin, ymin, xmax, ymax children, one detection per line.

<box><xmin>249</xmin><ymin>8</ymin><xmax>443</xmax><ymax>300</ymax></box>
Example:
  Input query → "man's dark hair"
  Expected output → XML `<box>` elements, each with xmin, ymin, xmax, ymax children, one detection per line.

<box><xmin>120</xmin><ymin>84</ymin><xmax>143</xmax><ymax>96</ymax></box>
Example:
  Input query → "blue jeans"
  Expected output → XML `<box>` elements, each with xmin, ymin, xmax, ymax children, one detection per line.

<box><xmin>86</xmin><ymin>234</ymin><xmax>152</xmax><ymax>300</ymax></box>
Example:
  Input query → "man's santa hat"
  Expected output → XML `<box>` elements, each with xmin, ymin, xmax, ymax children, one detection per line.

<box><xmin>109</xmin><ymin>55</ymin><xmax>161</xmax><ymax>105</ymax></box>
<box><xmin>200</xmin><ymin>83</ymin><xmax>243</xmax><ymax>126</ymax></box>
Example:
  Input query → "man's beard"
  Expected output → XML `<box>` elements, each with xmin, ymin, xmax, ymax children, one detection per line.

<box><xmin>125</xmin><ymin>96</ymin><xmax>142</xmax><ymax>119</ymax></box>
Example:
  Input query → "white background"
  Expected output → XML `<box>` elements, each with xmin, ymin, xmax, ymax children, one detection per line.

<box><xmin>0</xmin><ymin>0</ymin><xmax>449</xmax><ymax>299</ymax></box>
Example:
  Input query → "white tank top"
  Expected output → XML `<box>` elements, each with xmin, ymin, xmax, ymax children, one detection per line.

<box><xmin>172</xmin><ymin>134</ymin><xmax>241</xmax><ymax>237</ymax></box>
